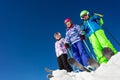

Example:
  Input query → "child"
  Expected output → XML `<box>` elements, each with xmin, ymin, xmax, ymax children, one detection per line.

<box><xmin>64</xmin><ymin>18</ymin><xmax>90</xmax><ymax>68</ymax></box>
<box><xmin>54</xmin><ymin>32</ymin><xmax>73</xmax><ymax>72</ymax></box>
<box><xmin>80</xmin><ymin>10</ymin><xmax>117</xmax><ymax>64</ymax></box>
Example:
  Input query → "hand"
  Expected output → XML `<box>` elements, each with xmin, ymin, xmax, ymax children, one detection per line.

<box><xmin>80</xmin><ymin>35</ymin><xmax>85</xmax><ymax>40</ymax></box>
<box><xmin>80</xmin><ymin>31</ymin><xmax>86</xmax><ymax>35</ymax></box>
<box><xmin>64</xmin><ymin>43</ymin><xmax>69</xmax><ymax>49</ymax></box>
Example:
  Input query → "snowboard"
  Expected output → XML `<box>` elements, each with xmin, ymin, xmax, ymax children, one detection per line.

<box><xmin>102</xmin><ymin>47</ymin><xmax>114</xmax><ymax>60</ymax></box>
<box><xmin>67</xmin><ymin>58</ymin><xmax>91</xmax><ymax>72</ymax></box>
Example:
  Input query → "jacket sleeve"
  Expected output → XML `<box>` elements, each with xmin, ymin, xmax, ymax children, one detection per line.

<box><xmin>92</xmin><ymin>14</ymin><xmax>101</xmax><ymax>20</ymax></box>
<box><xmin>81</xmin><ymin>23</ymin><xmax>87</xmax><ymax>32</ymax></box>
<box><xmin>65</xmin><ymin>32</ymin><xmax>70</xmax><ymax>43</ymax></box>
<box><xmin>63</xmin><ymin>38</ymin><xmax>67</xmax><ymax>44</ymax></box>
<box><xmin>55</xmin><ymin>42</ymin><xmax>59</xmax><ymax>57</ymax></box>
<box><xmin>72</xmin><ymin>24</ymin><xmax>82</xmax><ymax>36</ymax></box>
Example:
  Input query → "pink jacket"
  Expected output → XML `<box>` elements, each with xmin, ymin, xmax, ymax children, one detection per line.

<box><xmin>55</xmin><ymin>38</ymin><xmax>67</xmax><ymax>57</ymax></box>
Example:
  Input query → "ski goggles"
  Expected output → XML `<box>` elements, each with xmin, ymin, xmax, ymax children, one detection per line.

<box><xmin>81</xmin><ymin>14</ymin><xmax>88</xmax><ymax>19</ymax></box>
<box><xmin>65</xmin><ymin>21</ymin><xmax>71</xmax><ymax>25</ymax></box>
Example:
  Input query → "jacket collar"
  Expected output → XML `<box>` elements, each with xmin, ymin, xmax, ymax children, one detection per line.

<box><xmin>56</xmin><ymin>37</ymin><xmax>62</xmax><ymax>41</ymax></box>
<box><xmin>66</xmin><ymin>24</ymin><xmax>74</xmax><ymax>30</ymax></box>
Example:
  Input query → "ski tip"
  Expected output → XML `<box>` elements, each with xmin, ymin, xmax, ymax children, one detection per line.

<box><xmin>44</xmin><ymin>68</ymin><xmax>48</xmax><ymax>72</ymax></box>
<box><xmin>47</xmin><ymin>74</ymin><xmax>53</xmax><ymax>79</ymax></box>
<box><xmin>44</xmin><ymin>68</ymin><xmax>48</xmax><ymax>71</ymax></box>
<box><xmin>44</xmin><ymin>68</ymin><xmax>53</xmax><ymax>73</ymax></box>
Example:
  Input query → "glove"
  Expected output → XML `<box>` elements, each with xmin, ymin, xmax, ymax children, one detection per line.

<box><xmin>64</xmin><ymin>43</ymin><xmax>70</xmax><ymax>49</ymax></box>
<box><xmin>80</xmin><ymin>35</ymin><xmax>85</xmax><ymax>40</ymax></box>
<box><xmin>80</xmin><ymin>31</ymin><xmax>86</xmax><ymax>35</ymax></box>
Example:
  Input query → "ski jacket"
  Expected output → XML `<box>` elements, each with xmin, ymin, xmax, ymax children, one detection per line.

<box><xmin>55</xmin><ymin>38</ymin><xmax>67</xmax><ymax>57</ymax></box>
<box><xmin>81</xmin><ymin>14</ymin><xmax>102</xmax><ymax>37</ymax></box>
<box><xmin>65</xmin><ymin>24</ymin><xmax>82</xmax><ymax>44</ymax></box>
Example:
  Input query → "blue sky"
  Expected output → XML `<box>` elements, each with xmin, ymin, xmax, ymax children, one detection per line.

<box><xmin>0</xmin><ymin>0</ymin><xmax>120</xmax><ymax>80</ymax></box>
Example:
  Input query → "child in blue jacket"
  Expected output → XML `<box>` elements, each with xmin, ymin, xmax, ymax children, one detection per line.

<box><xmin>80</xmin><ymin>10</ymin><xmax>117</xmax><ymax>64</ymax></box>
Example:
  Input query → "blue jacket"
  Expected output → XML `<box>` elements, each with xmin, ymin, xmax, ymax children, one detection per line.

<box><xmin>65</xmin><ymin>24</ymin><xmax>82</xmax><ymax>44</ymax></box>
<box><xmin>81</xmin><ymin>14</ymin><xmax>102</xmax><ymax>37</ymax></box>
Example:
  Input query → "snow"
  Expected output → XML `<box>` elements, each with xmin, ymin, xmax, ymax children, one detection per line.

<box><xmin>50</xmin><ymin>52</ymin><xmax>120</xmax><ymax>80</ymax></box>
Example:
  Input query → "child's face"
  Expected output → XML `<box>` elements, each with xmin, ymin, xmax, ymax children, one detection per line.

<box><xmin>82</xmin><ymin>14</ymin><xmax>89</xmax><ymax>20</ymax></box>
<box><xmin>65</xmin><ymin>21</ymin><xmax>72</xmax><ymax>28</ymax></box>
<box><xmin>55</xmin><ymin>34</ymin><xmax>61</xmax><ymax>40</ymax></box>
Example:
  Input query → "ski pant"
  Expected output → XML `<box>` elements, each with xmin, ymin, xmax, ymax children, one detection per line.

<box><xmin>89</xmin><ymin>29</ymin><xmax>118</xmax><ymax>64</ymax></box>
<box><xmin>57</xmin><ymin>54</ymin><xmax>73</xmax><ymax>72</ymax></box>
<box><xmin>71</xmin><ymin>41</ymin><xmax>89</xmax><ymax>67</ymax></box>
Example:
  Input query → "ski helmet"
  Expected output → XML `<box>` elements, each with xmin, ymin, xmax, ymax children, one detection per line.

<box><xmin>54</xmin><ymin>32</ymin><xmax>61</xmax><ymax>37</ymax></box>
<box><xmin>64</xmin><ymin>18</ymin><xmax>72</xmax><ymax>24</ymax></box>
<box><xmin>80</xmin><ymin>10</ymin><xmax>89</xmax><ymax>19</ymax></box>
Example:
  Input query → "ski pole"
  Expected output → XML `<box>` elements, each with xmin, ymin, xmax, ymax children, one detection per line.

<box><xmin>83</xmin><ymin>40</ymin><xmax>91</xmax><ymax>54</ymax></box>
<box><xmin>94</xmin><ymin>13</ymin><xmax>103</xmax><ymax>17</ymax></box>
<box><xmin>67</xmin><ymin>48</ymin><xmax>73</xmax><ymax>58</ymax></box>
<box><xmin>103</xmin><ymin>26</ymin><xmax>120</xmax><ymax>48</ymax></box>
<box><xmin>80</xmin><ymin>23</ymin><xmax>98</xmax><ymax>61</ymax></box>
<box><xmin>83</xmin><ymin>40</ymin><xmax>97</xmax><ymax>61</ymax></box>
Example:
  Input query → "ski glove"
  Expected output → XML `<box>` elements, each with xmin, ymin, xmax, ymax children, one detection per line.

<box><xmin>80</xmin><ymin>35</ymin><xmax>85</xmax><ymax>40</ymax></box>
<box><xmin>64</xmin><ymin>43</ymin><xmax>70</xmax><ymax>49</ymax></box>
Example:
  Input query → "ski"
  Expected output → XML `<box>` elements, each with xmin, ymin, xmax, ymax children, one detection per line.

<box><xmin>44</xmin><ymin>68</ymin><xmax>53</xmax><ymax>73</ymax></box>
<box><xmin>47</xmin><ymin>74</ymin><xmax>53</xmax><ymax>79</ymax></box>
<box><xmin>82</xmin><ymin>40</ymin><xmax>100</xmax><ymax>69</ymax></box>
<box><xmin>102</xmin><ymin>47</ymin><xmax>114</xmax><ymax>60</ymax></box>
<box><xmin>88</xmin><ymin>58</ymin><xmax>100</xmax><ymax>69</ymax></box>
<box><xmin>67</xmin><ymin>58</ymin><xmax>91</xmax><ymax>72</ymax></box>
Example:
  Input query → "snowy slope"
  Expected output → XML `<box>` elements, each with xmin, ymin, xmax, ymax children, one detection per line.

<box><xmin>50</xmin><ymin>52</ymin><xmax>120</xmax><ymax>80</ymax></box>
